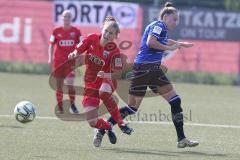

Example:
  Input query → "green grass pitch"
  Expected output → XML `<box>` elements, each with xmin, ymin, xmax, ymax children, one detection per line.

<box><xmin>0</xmin><ymin>72</ymin><xmax>240</xmax><ymax>160</ymax></box>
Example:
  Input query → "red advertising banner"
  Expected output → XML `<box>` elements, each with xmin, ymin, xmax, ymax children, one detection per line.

<box><xmin>0</xmin><ymin>0</ymin><xmax>143</xmax><ymax>64</ymax></box>
<box><xmin>0</xmin><ymin>0</ymin><xmax>53</xmax><ymax>63</ymax></box>
<box><xmin>163</xmin><ymin>40</ymin><xmax>240</xmax><ymax>74</ymax></box>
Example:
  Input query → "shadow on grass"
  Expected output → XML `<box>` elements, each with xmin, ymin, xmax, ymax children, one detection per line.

<box><xmin>102</xmin><ymin>147</ymin><xmax>228</xmax><ymax>158</ymax></box>
<box><xmin>182</xmin><ymin>151</ymin><xmax>227</xmax><ymax>157</ymax></box>
<box><xmin>32</xmin><ymin>155</ymin><xmax>57</xmax><ymax>159</ymax></box>
<box><xmin>0</xmin><ymin>125</ymin><xmax>24</xmax><ymax>129</ymax></box>
<box><xmin>102</xmin><ymin>147</ymin><xmax>177</xmax><ymax>157</ymax></box>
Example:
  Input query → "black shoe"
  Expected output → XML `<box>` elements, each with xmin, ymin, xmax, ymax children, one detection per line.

<box><xmin>119</xmin><ymin>124</ymin><xmax>134</xmax><ymax>135</ymax></box>
<box><xmin>107</xmin><ymin>127</ymin><xmax>117</xmax><ymax>144</ymax></box>
<box><xmin>70</xmin><ymin>103</ymin><xmax>79</xmax><ymax>114</ymax></box>
<box><xmin>99</xmin><ymin>129</ymin><xmax>106</xmax><ymax>135</ymax></box>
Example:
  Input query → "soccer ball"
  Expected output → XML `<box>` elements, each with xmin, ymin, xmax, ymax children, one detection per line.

<box><xmin>14</xmin><ymin>101</ymin><xmax>36</xmax><ymax>123</ymax></box>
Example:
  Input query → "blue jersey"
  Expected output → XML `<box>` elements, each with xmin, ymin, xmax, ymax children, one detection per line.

<box><xmin>134</xmin><ymin>21</ymin><xmax>168</xmax><ymax>64</ymax></box>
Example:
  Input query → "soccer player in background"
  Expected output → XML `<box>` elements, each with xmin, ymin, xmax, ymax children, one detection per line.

<box><xmin>48</xmin><ymin>10</ymin><xmax>81</xmax><ymax>114</ymax></box>
<box><xmin>94</xmin><ymin>2</ymin><xmax>199</xmax><ymax>148</ymax></box>
<box><xmin>68</xmin><ymin>16</ymin><xmax>133</xmax><ymax>146</ymax></box>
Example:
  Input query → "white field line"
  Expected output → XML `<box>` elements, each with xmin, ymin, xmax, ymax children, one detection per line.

<box><xmin>1</xmin><ymin>114</ymin><xmax>240</xmax><ymax>129</ymax></box>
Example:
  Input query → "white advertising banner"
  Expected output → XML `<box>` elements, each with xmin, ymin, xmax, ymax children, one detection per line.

<box><xmin>53</xmin><ymin>0</ymin><xmax>139</xmax><ymax>29</ymax></box>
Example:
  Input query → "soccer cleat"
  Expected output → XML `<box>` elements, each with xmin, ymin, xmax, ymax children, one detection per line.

<box><xmin>107</xmin><ymin>128</ymin><xmax>117</xmax><ymax>144</ymax></box>
<box><xmin>177</xmin><ymin>138</ymin><xmax>199</xmax><ymax>148</ymax></box>
<box><xmin>93</xmin><ymin>129</ymin><xmax>104</xmax><ymax>147</ymax></box>
<box><xmin>119</xmin><ymin>124</ymin><xmax>134</xmax><ymax>135</ymax></box>
<box><xmin>70</xmin><ymin>103</ymin><xmax>79</xmax><ymax>114</ymax></box>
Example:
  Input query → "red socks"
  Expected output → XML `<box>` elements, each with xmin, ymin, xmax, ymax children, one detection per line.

<box><xmin>94</xmin><ymin>118</ymin><xmax>111</xmax><ymax>130</ymax></box>
<box><xmin>56</xmin><ymin>88</ymin><xmax>75</xmax><ymax>107</ymax></box>
<box><xmin>68</xmin><ymin>87</ymin><xmax>75</xmax><ymax>104</ymax></box>
<box><xmin>56</xmin><ymin>90</ymin><xmax>63</xmax><ymax>107</ymax></box>
<box><xmin>99</xmin><ymin>92</ymin><xmax>124</xmax><ymax>126</ymax></box>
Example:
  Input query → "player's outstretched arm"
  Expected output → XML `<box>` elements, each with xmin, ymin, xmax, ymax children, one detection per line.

<box><xmin>179</xmin><ymin>42</ymin><xmax>194</xmax><ymax>48</ymax></box>
<box><xmin>147</xmin><ymin>35</ymin><xmax>181</xmax><ymax>51</ymax></box>
<box><xmin>168</xmin><ymin>39</ymin><xmax>194</xmax><ymax>48</ymax></box>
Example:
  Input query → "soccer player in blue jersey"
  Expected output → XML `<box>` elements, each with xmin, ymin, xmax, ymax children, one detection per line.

<box><xmin>93</xmin><ymin>2</ymin><xmax>199</xmax><ymax>148</ymax></box>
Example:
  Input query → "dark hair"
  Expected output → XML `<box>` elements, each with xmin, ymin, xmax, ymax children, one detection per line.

<box><xmin>103</xmin><ymin>16</ymin><xmax>120</xmax><ymax>34</ymax></box>
<box><xmin>159</xmin><ymin>2</ymin><xmax>178</xmax><ymax>20</ymax></box>
<box><xmin>165</xmin><ymin>2</ymin><xmax>173</xmax><ymax>7</ymax></box>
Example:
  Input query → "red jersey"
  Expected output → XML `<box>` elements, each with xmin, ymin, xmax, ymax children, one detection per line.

<box><xmin>50</xmin><ymin>26</ymin><xmax>81</xmax><ymax>63</ymax></box>
<box><xmin>75</xmin><ymin>34</ymin><xmax>123</xmax><ymax>87</ymax></box>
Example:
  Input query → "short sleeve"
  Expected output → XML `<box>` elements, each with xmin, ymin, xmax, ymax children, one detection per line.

<box><xmin>49</xmin><ymin>29</ymin><xmax>56</xmax><ymax>44</ymax></box>
<box><xmin>79</xmin><ymin>36</ymin><xmax>83</xmax><ymax>42</ymax></box>
<box><xmin>75</xmin><ymin>35</ymin><xmax>90</xmax><ymax>54</ymax></box>
<box><xmin>149</xmin><ymin>24</ymin><xmax>163</xmax><ymax>39</ymax></box>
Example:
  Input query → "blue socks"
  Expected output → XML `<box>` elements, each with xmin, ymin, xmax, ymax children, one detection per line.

<box><xmin>108</xmin><ymin>105</ymin><xmax>137</xmax><ymax>126</ymax></box>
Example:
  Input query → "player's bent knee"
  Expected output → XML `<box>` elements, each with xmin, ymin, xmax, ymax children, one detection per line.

<box><xmin>128</xmin><ymin>95</ymin><xmax>143</xmax><ymax>109</ymax></box>
<box><xmin>99</xmin><ymin>83</ymin><xmax>112</xmax><ymax>93</ymax></box>
<box><xmin>128</xmin><ymin>94</ymin><xmax>137</xmax><ymax>106</ymax></box>
<box><xmin>162</xmin><ymin>89</ymin><xmax>177</xmax><ymax>101</ymax></box>
<box><xmin>88</xmin><ymin>119</ymin><xmax>98</xmax><ymax>127</ymax></box>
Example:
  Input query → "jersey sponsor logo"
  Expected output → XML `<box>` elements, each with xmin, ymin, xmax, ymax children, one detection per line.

<box><xmin>88</xmin><ymin>53</ymin><xmax>105</xmax><ymax>66</ymax></box>
<box><xmin>152</xmin><ymin>26</ymin><xmax>162</xmax><ymax>35</ymax></box>
<box><xmin>59</xmin><ymin>40</ymin><xmax>74</xmax><ymax>46</ymax></box>
<box><xmin>114</xmin><ymin>57</ymin><xmax>122</xmax><ymax>67</ymax></box>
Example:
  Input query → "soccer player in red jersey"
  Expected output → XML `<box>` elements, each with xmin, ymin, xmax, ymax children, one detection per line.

<box><xmin>68</xmin><ymin>16</ymin><xmax>133</xmax><ymax>146</ymax></box>
<box><xmin>48</xmin><ymin>10</ymin><xmax>81</xmax><ymax>114</ymax></box>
